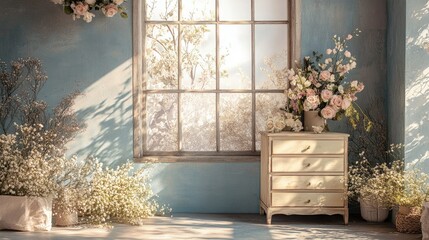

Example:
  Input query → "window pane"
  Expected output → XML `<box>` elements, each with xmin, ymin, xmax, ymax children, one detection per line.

<box><xmin>255</xmin><ymin>24</ymin><xmax>289</xmax><ymax>89</ymax></box>
<box><xmin>219</xmin><ymin>0</ymin><xmax>251</xmax><ymax>21</ymax></box>
<box><xmin>219</xmin><ymin>25</ymin><xmax>252</xmax><ymax>90</ymax></box>
<box><xmin>146</xmin><ymin>24</ymin><xmax>178</xmax><ymax>89</ymax></box>
<box><xmin>181</xmin><ymin>93</ymin><xmax>216</xmax><ymax>151</ymax></box>
<box><xmin>180</xmin><ymin>25</ymin><xmax>216</xmax><ymax>90</ymax></box>
<box><xmin>220</xmin><ymin>94</ymin><xmax>252</xmax><ymax>151</ymax></box>
<box><xmin>255</xmin><ymin>0</ymin><xmax>288</xmax><ymax>21</ymax></box>
<box><xmin>182</xmin><ymin>0</ymin><xmax>215</xmax><ymax>21</ymax></box>
<box><xmin>255</xmin><ymin>93</ymin><xmax>286</xmax><ymax>150</ymax></box>
<box><xmin>146</xmin><ymin>0</ymin><xmax>178</xmax><ymax>21</ymax></box>
<box><xmin>146</xmin><ymin>94</ymin><xmax>178</xmax><ymax>151</ymax></box>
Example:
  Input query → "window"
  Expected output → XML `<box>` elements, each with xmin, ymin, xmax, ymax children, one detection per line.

<box><xmin>133</xmin><ymin>0</ymin><xmax>300</xmax><ymax>162</ymax></box>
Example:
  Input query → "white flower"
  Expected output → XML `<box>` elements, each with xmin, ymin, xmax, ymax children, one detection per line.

<box><xmin>326</xmin><ymin>49</ymin><xmax>333</xmax><ymax>55</ymax></box>
<box><xmin>344</xmin><ymin>50</ymin><xmax>351</xmax><ymax>58</ymax></box>
<box><xmin>51</xmin><ymin>0</ymin><xmax>64</xmax><ymax>4</ymax></box>
<box><xmin>312</xmin><ymin>126</ymin><xmax>324</xmax><ymax>134</ymax></box>
<box><xmin>85</xmin><ymin>0</ymin><xmax>96</xmax><ymax>5</ymax></box>
<box><xmin>351</xmin><ymin>80</ymin><xmax>358</xmax><ymax>88</ymax></box>
<box><xmin>113</xmin><ymin>0</ymin><xmax>125</xmax><ymax>5</ymax></box>
<box><xmin>292</xmin><ymin>120</ymin><xmax>303</xmax><ymax>132</ymax></box>
<box><xmin>338</xmin><ymin>85</ymin><xmax>344</xmax><ymax>94</ymax></box>
<box><xmin>83</xmin><ymin>11</ymin><xmax>95</xmax><ymax>23</ymax></box>
<box><xmin>266</xmin><ymin>118</ymin><xmax>275</xmax><ymax>132</ymax></box>
<box><xmin>346</xmin><ymin>34</ymin><xmax>353</xmax><ymax>40</ymax></box>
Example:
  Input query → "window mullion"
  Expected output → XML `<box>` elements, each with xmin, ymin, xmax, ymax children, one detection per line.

<box><xmin>251</xmin><ymin>0</ymin><xmax>256</xmax><ymax>152</ymax></box>
<box><xmin>215</xmin><ymin>0</ymin><xmax>220</xmax><ymax>152</ymax></box>
<box><xmin>177</xmin><ymin>0</ymin><xmax>183</xmax><ymax>151</ymax></box>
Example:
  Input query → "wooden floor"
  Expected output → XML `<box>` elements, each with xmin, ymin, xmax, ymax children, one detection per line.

<box><xmin>0</xmin><ymin>214</ymin><xmax>422</xmax><ymax>240</ymax></box>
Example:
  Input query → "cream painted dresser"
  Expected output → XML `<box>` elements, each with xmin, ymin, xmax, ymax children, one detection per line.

<box><xmin>260</xmin><ymin>132</ymin><xmax>349</xmax><ymax>224</ymax></box>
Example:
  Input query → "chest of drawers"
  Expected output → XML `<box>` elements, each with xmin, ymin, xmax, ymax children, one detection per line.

<box><xmin>260</xmin><ymin>132</ymin><xmax>349</xmax><ymax>224</ymax></box>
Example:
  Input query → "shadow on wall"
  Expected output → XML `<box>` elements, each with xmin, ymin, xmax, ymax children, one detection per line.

<box><xmin>67</xmin><ymin>59</ymin><xmax>133</xmax><ymax>168</ymax></box>
<box><xmin>405</xmin><ymin>2</ymin><xmax>429</xmax><ymax>169</ymax></box>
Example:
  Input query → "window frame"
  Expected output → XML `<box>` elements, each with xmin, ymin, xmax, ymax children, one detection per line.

<box><xmin>133</xmin><ymin>0</ymin><xmax>301</xmax><ymax>163</ymax></box>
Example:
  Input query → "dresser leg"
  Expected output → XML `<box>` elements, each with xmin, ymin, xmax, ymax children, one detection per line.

<box><xmin>266</xmin><ymin>214</ymin><xmax>272</xmax><ymax>224</ymax></box>
<box><xmin>259</xmin><ymin>206</ymin><xmax>264</xmax><ymax>215</ymax></box>
<box><xmin>343</xmin><ymin>211</ymin><xmax>349</xmax><ymax>225</ymax></box>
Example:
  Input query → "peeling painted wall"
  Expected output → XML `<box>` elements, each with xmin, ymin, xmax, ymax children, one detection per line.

<box><xmin>0</xmin><ymin>0</ymin><xmax>387</xmax><ymax>213</ymax></box>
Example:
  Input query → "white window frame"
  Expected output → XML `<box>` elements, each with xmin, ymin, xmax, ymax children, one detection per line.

<box><xmin>133</xmin><ymin>0</ymin><xmax>301</xmax><ymax>162</ymax></box>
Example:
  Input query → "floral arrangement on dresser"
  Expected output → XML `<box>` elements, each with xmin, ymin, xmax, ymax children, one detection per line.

<box><xmin>51</xmin><ymin>0</ymin><xmax>128</xmax><ymax>23</ymax></box>
<box><xmin>266</xmin><ymin>29</ymin><xmax>372</xmax><ymax>133</ymax></box>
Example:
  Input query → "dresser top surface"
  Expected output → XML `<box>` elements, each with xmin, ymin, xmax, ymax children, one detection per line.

<box><xmin>260</xmin><ymin>131</ymin><xmax>349</xmax><ymax>138</ymax></box>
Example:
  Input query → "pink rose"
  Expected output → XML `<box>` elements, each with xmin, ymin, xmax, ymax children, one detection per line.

<box><xmin>71</xmin><ymin>2</ymin><xmax>89</xmax><ymax>15</ymax></box>
<box><xmin>321</xmin><ymin>89</ymin><xmax>333</xmax><ymax>102</ymax></box>
<box><xmin>319</xmin><ymin>70</ymin><xmax>331</xmax><ymax>81</ymax></box>
<box><xmin>321</xmin><ymin>106</ymin><xmax>337</xmax><ymax>119</ymax></box>
<box><xmin>306</xmin><ymin>89</ymin><xmax>316</xmax><ymax>96</ymax></box>
<box><xmin>341</xmin><ymin>98</ymin><xmax>351</xmax><ymax>110</ymax></box>
<box><xmin>303</xmin><ymin>95</ymin><xmax>320</xmax><ymax>111</ymax></box>
<box><xmin>330</xmin><ymin>95</ymin><xmax>343</xmax><ymax>108</ymax></box>
<box><xmin>102</xmin><ymin>4</ymin><xmax>118</xmax><ymax>17</ymax></box>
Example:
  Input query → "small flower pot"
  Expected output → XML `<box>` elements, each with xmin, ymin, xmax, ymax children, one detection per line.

<box><xmin>53</xmin><ymin>211</ymin><xmax>78</xmax><ymax>227</ymax></box>
<box><xmin>0</xmin><ymin>195</ymin><xmax>52</xmax><ymax>231</ymax></box>
<box><xmin>359</xmin><ymin>198</ymin><xmax>389</xmax><ymax>222</ymax></box>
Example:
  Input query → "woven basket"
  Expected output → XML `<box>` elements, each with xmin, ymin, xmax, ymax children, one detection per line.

<box><xmin>395</xmin><ymin>206</ymin><xmax>421</xmax><ymax>234</ymax></box>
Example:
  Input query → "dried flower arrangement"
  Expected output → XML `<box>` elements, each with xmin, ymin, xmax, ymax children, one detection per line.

<box><xmin>348</xmin><ymin>144</ymin><xmax>429</xmax><ymax>209</ymax></box>
<box><xmin>0</xmin><ymin>57</ymin><xmax>162</xmax><ymax>226</ymax></box>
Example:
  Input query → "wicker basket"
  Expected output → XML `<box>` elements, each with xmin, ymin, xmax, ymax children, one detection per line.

<box><xmin>395</xmin><ymin>206</ymin><xmax>421</xmax><ymax>234</ymax></box>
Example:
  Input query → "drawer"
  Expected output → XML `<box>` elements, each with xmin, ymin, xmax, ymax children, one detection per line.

<box><xmin>272</xmin><ymin>157</ymin><xmax>344</xmax><ymax>172</ymax></box>
<box><xmin>272</xmin><ymin>193</ymin><xmax>345</xmax><ymax>207</ymax></box>
<box><xmin>272</xmin><ymin>140</ymin><xmax>344</xmax><ymax>154</ymax></box>
<box><xmin>272</xmin><ymin>176</ymin><xmax>344</xmax><ymax>190</ymax></box>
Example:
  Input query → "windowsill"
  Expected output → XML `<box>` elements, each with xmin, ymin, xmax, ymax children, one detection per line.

<box><xmin>134</xmin><ymin>155</ymin><xmax>261</xmax><ymax>163</ymax></box>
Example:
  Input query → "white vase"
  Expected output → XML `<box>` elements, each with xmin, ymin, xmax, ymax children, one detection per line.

<box><xmin>0</xmin><ymin>195</ymin><xmax>52</xmax><ymax>231</ymax></box>
<box><xmin>360</xmin><ymin>198</ymin><xmax>389</xmax><ymax>222</ymax></box>
<box><xmin>303</xmin><ymin>110</ymin><xmax>326</xmax><ymax>131</ymax></box>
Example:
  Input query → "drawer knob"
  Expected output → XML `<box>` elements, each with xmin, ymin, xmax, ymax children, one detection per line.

<box><xmin>304</xmin><ymin>163</ymin><xmax>311</xmax><ymax>168</ymax></box>
<box><xmin>304</xmin><ymin>199</ymin><xmax>311</xmax><ymax>204</ymax></box>
<box><xmin>301</xmin><ymin>145</ymin><xmax>311</xmax><ymax>152</ymax></box>
<box><xmin>307</xmin><ymin>182</ymin><xmax>311</xmax><ymax>186</ymax></box>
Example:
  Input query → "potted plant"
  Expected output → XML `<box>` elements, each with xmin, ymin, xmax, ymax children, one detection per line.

<box><xmin>392</xmin><ymin>162</ymin><xmax>429</xmax><ymax>233</ymax></box>
<box><xmin>0</xmin><ymin>125</ymin><xmax>62</xmax><ymax>231</ymax></box>
<box><xmin>0</xmin><ymin>58</ymin><xmax>83</xmax><ymax>231</ymax></box>
<box><xmin>348</xmin><ymin>154</ymin><xmax>403</xmax><ymax>222</ymax></box>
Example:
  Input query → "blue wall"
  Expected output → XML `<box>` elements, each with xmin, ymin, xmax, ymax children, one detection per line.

<box><xmin>404</xmin><ymin>0</ymin><xmax>429</xmax><ymax>168</ymax></box>
<box><xmin>387</xmin><ymin>0</ymin><xmax>406</xmax><ymax>151</ymax></box>
<box><xmin>0</xmin><ymin>0</ymin><xmax>387</xmax><ymax>213</ymax></box>
<box><xmin>387</xmin><ymin>0</ymin><xmax>429</xmax><ymax>169</ymax></box>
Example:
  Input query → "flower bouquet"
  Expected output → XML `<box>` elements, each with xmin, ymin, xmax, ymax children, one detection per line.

<box><xmin>286</xmin><ymin>30</ymin><xmax>372</xmax><ymax>131</ymax></box>
<box><xmin>266</xmin><ymin>29</ymin><xmax>372</xmax><ymax>133</ymax></box>
<box><xmin>51</xmin><ymin>0</ymin><xmax>128</xmax><ymax>23</ymax></box>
